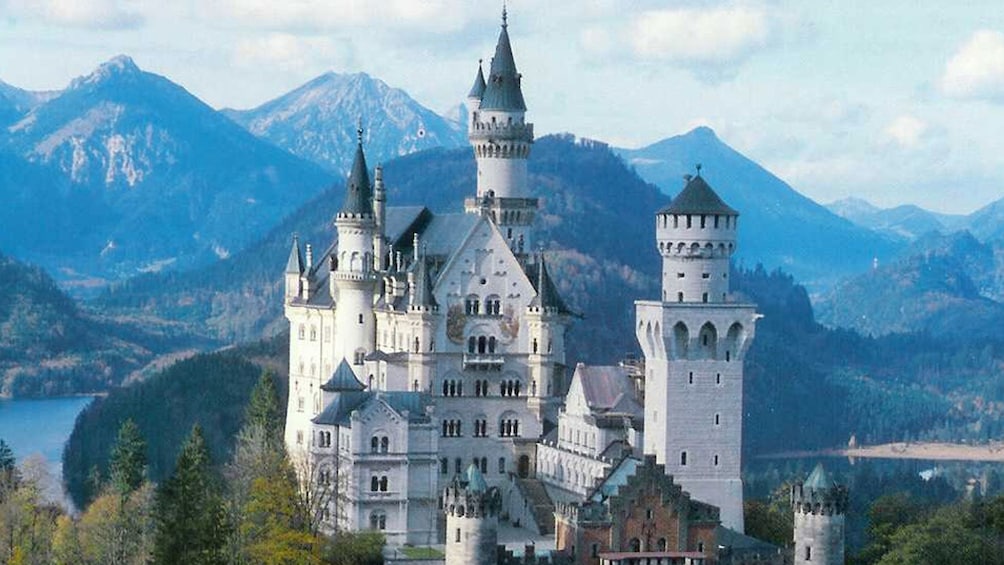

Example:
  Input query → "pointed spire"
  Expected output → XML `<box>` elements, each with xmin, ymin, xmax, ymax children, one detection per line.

<box><xmin>468</xmin><ymin>59</ymin><xmax>486</xmax><ymax>100</ymax></box>
<box><xmin>479</xmin><ymin>7</ymin><xmax>526</xmax><ymax>111</ymax></box>
<box><xmin>529</xmin><ymin>251</ymin><xmax>571</xmax><ymax>314</ymax></box>
<box><xmin>464</xmin><ymin>463</ymin><xmax>488</xmax><ymax>493</ymax></box>
<box><xmin>285</xmin><ymin>235</ymin><xmax>304</xmax><ymax>275</ymax></box>
<box><xmin>338</xmin><ymin>122</ymin><xmax>374</xmax><ymax>217</ymax></box>
<box><xmin>804</xmin><ymin>462</ymin><xmax>837</xmax><ymax>491</ymax></box>
<box><xmin>659</xmin><ymin>169</ymin><xmax>738</xmax><ymax>216</ymax></box>
<box><xmin>321</xmin><ymin>359</ymin><xmax>367</xmax><ymax>392</ymax></box>
<box><xmin>409</xmin><ymin>242</ymin><xmax>438</xmax><ymax>310</ymax></box>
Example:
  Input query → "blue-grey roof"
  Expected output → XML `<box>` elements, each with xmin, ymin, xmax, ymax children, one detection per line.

<box><xmin>465</xmin><ymin>463</ymin><xmax>488</xmax><ymax>493</ymax></box>
<box><xmin>339</xmin><ymin>141</ymin><xmax>373</xmax><ymax>216</ymax></box>
<box><xmin>479</xmin><ymin>22</ymin><xmax>527</xmax><ymax>111</ymax></box>
<box><xmin>285</xmin><ymin>236</ymin><xmax>304</xmax><ymax>275</ymax></box>
<box><xmin>380</xmin><ymin>392</ymin><xmax>433</xmax><ymax>422</ymax></box>
<box><xmin>589</xmin><ymin>456</ymin><xmax>640</xmax><ymax>503</ymax></box>
<box><xmin>528</xmin><ymin>254</ymin><xmax>574</xmax><ymax>315</ymax></box>
<box><xmin>804</xmin><ymin>463</ymin><xmax>836</xmax><ymax>490</ymax></box>
<box><xmin>659</xmin><ymin>174</ymin><xmax>737</xmax><ymax>216</ymax></box>
<box><xmin>321</xmin><ymin>359</ymin><xmax>366</xmax><ymax>392</ymax></box>
<box><xmin>384</xmin><ymin>206</ymin><xmax>429</xmax><ymax>246</ymax></box>
<box><xmin>312</xmin><ymin>390</ymin><xmax>431</xmax><ymax>426</ymax></box>
<box><xmin>411</xmin><ymin>213</ymin><xmax>480</xmax><ymax>257</ymax></box>
<box><xmin>468</xmin><ymin>63</ymin><xmax>486</xmax><ymax>99</ymax></box>
<box><xmin>312</xmin><ymin>391</ymin><xmax>369</xmax><ymax>426</ymax></box>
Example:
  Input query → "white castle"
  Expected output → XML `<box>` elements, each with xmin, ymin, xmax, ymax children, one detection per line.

<box><xmin>282</xmin><ymin>8</ymin><xmax>761</xmax><ymax>552</ymax></box>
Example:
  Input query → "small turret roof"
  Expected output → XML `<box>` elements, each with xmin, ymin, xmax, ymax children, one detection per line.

<box><xmin>285</xmin><ymin>236</ymin><xmax>304</xmax><ymax>275</ymax></box>
<box><xmin>659</xmin><ymin>173</ymin><xmax>737</xmax><ymax>216</ymax></box>
<box><xmin>464</xmin><ymin>463</ymin><xmax>488</xmax><ymax>493</ymax></box>
<box><xmin>339</xmin><ymin>130</ymin><xmax>373</xmax><ymax>217</ymax></box>
<box><xmin>529</xmin><ymin>253</ymin><xmax>573</xmax><ymax>315</ymax></box>
<box><xmin>410</xmin><ymin>255</ymin><xmax>438</xmax><ymax>309</ymax></box>
<box><xmin>479</xmin><ymin>13</ymin><xmax>527</xmax><ymax>111</ymax></box>
<box><xmin>468</xmin><ymin>62</ymin><xmax>486</xmax><ymax>99</ymax></box>
<box><xmin>804</xmin><ymin>463</ymin><xmax>837</xmax><ymax>490</ymax></box>
<box><xmin>320</xmin><ymin>359</ymin><xmax>366</xmax><ymax>392</ymax></box>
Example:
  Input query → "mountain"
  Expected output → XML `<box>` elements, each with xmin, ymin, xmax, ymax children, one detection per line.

<box><xmin>99</xmin><ymin>134</ymin><xmax>668</xmax><ymax>364</ymax></box>
<box><xmin>826</xmin><ymin>197</ymin><xmax>964</xmax><ymax>241</ymax></box>
<box><xmin>964</xmin><ymin>198</ymin><xmax>1004</xmax><ymax>243</ymax></box>
<box><xmin>0</xmin><ymin>249</ymin><xmax>208</xmax><ymax>396</ymax></box>
<box><xmin>815</xmin><ymin>231</ymin><xmax>1004</xmax><ymax>337</ymax></box>
<box><xmin>616</xmin><ymin>127</ymin><xmax>903</xmax><ymax>287</ymax></box>
<box><xmin>2</xmin><ymin>55</ymin><xmax>332</xmax><ymax>282</ymax></box>
<box><xmin>0</xmin><ymin>78</ymin><xmax>58</xmax><ymax>121</ymax></box>
<box><xmin>222</xmin><ymin>72</ymin><xmax>466</xmax><ymax>173</ymax></box>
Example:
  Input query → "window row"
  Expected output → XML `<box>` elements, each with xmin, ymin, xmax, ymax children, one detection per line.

<box><xmin>440</xmin><ymin>418</ymin><xmax>521</xmax><ymax>438</ymax></box>
<box><xmin>686</xmin><ymin>371</ymin><xmax>724</xmax><ymax>386</ymax></box>
<box><xmin>439</xmin><ymin>379</ymin><xmax>523</xmax><ymax>397</ymax></box>
<box><xmin>297</xmin><ymin>324</ymin><xmax>332</xmax><ymax>342</ymax></box>
<box><xmin>370</xmin><ymin>435</ymin><xmax>389</xmax><ymax>454</ymax></box>
<box><xmin>464</xmin><ymin>295</ymin><xmax>502</xmax><ymax>316</ymax></box>
<box><xmin>440</xmin><ymin>457</ymin><xmax>507</xmax><ymax>475</ymax></box>
<box><xmin>467</xmin><ymin>335</ymin><xmax>498</xmax><ymax>354</ymax></box>
<box><xmin>660</xmin><ymin>213</ymin><xmax>735</xmax><ymax>230</ymax></box>
<box><xmin>369</xmin><ymin>475</ymin><xmax>389</xmax><ymax>492</ymax></box>
<box><xmin>679</xmin><ymin>451</ymin><xmax>721</xmax><ymax>467</ymax></box>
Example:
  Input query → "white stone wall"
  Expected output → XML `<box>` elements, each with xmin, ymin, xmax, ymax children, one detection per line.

<box><xmin>794</xmin><ymin>511</ymin><xmax>845</xmax><ymax>565</ymax></box>
<box><xmin>445</xmin><ymin>512</ymin><xmax>498</xmax><ymax>565</ymax></box>
<box><xmin>536</xmin><ymin>442</ymin><xmax>611</xmax><ymax>497</ymax></box>
<box><xmin>656</xmin><ymin>212</ymin><xmax>737</xmax><ymax>304</ymax></box>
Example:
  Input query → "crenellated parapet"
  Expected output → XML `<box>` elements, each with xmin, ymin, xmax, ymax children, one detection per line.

<box><xmin>791</xmin><ymin>482</ymin><xmax>849</xmax><ymax>516</ymax></box>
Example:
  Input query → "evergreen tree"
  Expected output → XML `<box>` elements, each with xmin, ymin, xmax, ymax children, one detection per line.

<box><xmin>109</xmin><ymin>420</ymin><xmax>147</xmax><ymax>496</ymax></box>
<box><xmin>245</xmin><ymin>370</ymin><xmax>282</xmax><ymax>443</ymax></box>
<box><xmin>153</xmin><ymin>425</ymin><xmax>226</xmax><ymax>565</ymax></box>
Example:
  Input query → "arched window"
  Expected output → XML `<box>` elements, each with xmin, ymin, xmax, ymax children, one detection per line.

<box><xmin>370</xmin><ymin>437</ymin><xmax>379</xmax><ymax>453</ymax></box>
<box><xmin>370</xmin><ymin>476</ymin><xmax>379</xmax><ymax>491</ymax></box>
<box><xmin>478</xmin><ymin>336</ymin><xmax>487</xmax><ymax>354</ymax></box>
<box><xmin>657</xmin><ymin>538</ymin><xmax>667</xmax><ymax>551</ymax></box>
<box><xmin>379</xmin><ymin>476</ymin><xmax>388</xmax><ymax>492</ymax></box>
<box><xmin>309</xmin><ymin>326</ymin><xmax>317</xmax><ymax>341</ymax></box>
<box><xmin>680</xmin><ymin>451</ymin><xmax>688</xmax><ymax>466</ymax></box>
<box><xmin>468</xmin><ymin>336</ymin><xmax>476</xmax><ymax>353</ymax></box>
<box><xmin>488</xmin><ymin>336</ymin><xmax>496</xmax><ymax>353</ymax></box>
<box><xmin>629</xmin><ymin>538</ymin><xmax>641</xmax><ymax>552</ymax></box>
<box><xmin>353</xmin><ymin>349</ymin><xmax>365</xmax><ymax>365</ymax></box>
<box><xmin>298</xmin><ymin>325</ymin><xmax>305</xmax><ymax>340</ymax></box>
<box><xmin>380</xmin><ymin>436</ymin><xmax>389</xmax><ymax>453</ymax></box>
<box><xmin>440</xmin><ymin>458</ymin><xmax>448</xmax><ymax>475</ymax></box>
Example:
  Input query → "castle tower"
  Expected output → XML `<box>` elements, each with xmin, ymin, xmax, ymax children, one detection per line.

<box><xmin>443</xmin><ymin>464</ymin><xmax>501</xmax><ymax>565</ymax></box>
<box><xmin>464</xmin><ymin>8</ymin><xmax>537</xmax><ymax>256</ymax></box>
<box><xmin>634</xmin><ymin>170</ymin><xmax>758</xmax><ymax>533</ymax></box>
<box><xmin>792</xmin><ymin>463</ymin><xmax>848</xmax><ymax>565</ymax></box>
<box><xmin>525</xmin><ymin>252</ymin><xmax>571</xmax><ymax>421</ymax></box>
<box><xmin>405</xmin><ymin>239</ymin><xmax>439</xmax><ymax>392</ymax></box>
<box><xmin>331</xmin><ymin>128</ymin><xmax>378</xmax><ymax>371</ymax></box>
<box><xmin>284</xmin><ymin>235</ymin><xmax>304</xmax><ymax>301</ymax></box>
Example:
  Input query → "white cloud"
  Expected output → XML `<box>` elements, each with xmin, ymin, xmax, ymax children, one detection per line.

<box><xmin>884</xmin><ymin>115</ymin><xmax>928</xmax><ymax>149</ymax></box>
<box><xmin>941</xmin><ymin>30</ymin><xmax>1004</xmax><ymax>101</ymax></box>
<box><xmin>6</xmin><ymin>0</ymin><xmax>143</xmax><ymax>29</ymax></box>
<box><xmin>232</xmin><ymin>34</ymin><xmax>349</xmax><ymax>72</ymax></box>
<box><xmin>628</xmin><ymin>5</ymin><xmax>770</xmax><ymax>64</ymax></box>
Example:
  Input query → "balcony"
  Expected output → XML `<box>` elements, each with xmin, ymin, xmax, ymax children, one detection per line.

<box><xmin>463</xmin><ymin>354</ymin><xmax>504</xmax><ymax>371</ymax></box>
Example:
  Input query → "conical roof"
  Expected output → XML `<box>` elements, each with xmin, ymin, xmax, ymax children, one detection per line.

<box><xmin>468</xmin><ymin>62</ymin><xmax>486</xmax><ymax>99</ymax></box>
<box><xmin>320</xmin><ymin>359</ymin><xmax>366</xmax><ymax>392</ymax></box>
<box><xmin>285</xmin><ymin>236</ymin><xmax>304</xmax><ymax>275</ymax></box>
<box><xmin>339</xmin><ymin>134</ymin><xmax>373</xmax><ymax>217</ymax></box>
<box><xmin>410</xmin><ymin>256</ymin><xmax>438</xmax><ymax>309</ymax></box>
<box><xmin>804</xmin><ymin>463</ymin><xmax>836</xmax><ymax>491</ymax></box>
<box><xmin>529</xmin><ymin>253</ymin><xmax>572</xmax><ymax>315</ymax></box>
<box><xmin>479</xmin><ymin>14</ymin><xmax>526</xmax><ymax>111</ymax></box>
<box><xmin>464</xmin><ymin>463</ymin><xmax>488</xmax><ymax>493</ymax></box>
<box><xmin>660</xmin><ymin>173</ymin><xmax>737</xmax><ymax>216</ymax></box>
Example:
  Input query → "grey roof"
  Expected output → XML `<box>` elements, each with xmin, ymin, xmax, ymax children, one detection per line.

<box><xmin>285</xmin><ymin>236</ymin><xmax>304</xmax><ymax>275</ymax></box>
<box><xmin>410</xmin><ymin>256</ymin><xmax>438</xmax><ymax>308</ymax></box>
<box><xmin>320</xmin><ymin>359</ymin><xmax>366</xmax><ymax>392</ymax></box>
<box><xmin>659</xmin><ymin>174</ymin><xmax>738</xmax><ymax>216</ymax></box>
<box><xmin>385</xmin><ymin>206</ymin><xmax>429</xmax><ymax>246</ymax></box>
<box><xmin>574</xmin><ymin>364</ymin><xmax>643</xmax><ymax>418</ymax></box>
<box><xmin>804</xmin><ymin>462</ymin><xmax>837</xmax><ymax>490</ymax></box>
<box><xmin>716</xmin><ymin>526</ymin><xmax>780</xmax><ymax>552</ymax></box>
<box><xmin>312</xmin><ymin>390</ymin><xmax>369</xmax><ymax>426</ymax></box>
<box><xmin>408</xmin><ymin>213</ymin><xmax>480</xmax><ymax>257</ymax></box>
<box><xmin>528</xmin><ymin>254</ymin><xmax>573</xmax><ymax>315</ymax></box>
<box><xmin>380</xmin><ymin>392</ymin><xmax>434</xmax><ymax>423</ymax></box>
<box><xmin>479</xmin><ymin>21</ymin><xmax>527</xmax><ymax>111</ymax></box>
<box><xmin>468</xmin><ymin>63</ymin><xmax>486</xmax><ymax>99</ymax></box>
<box><xmin>464</xmin><ymin>464</ymin><xmax>488</xmax><ymax>493</ymax></box>
<box><xmin>312</xmin><ymin>390</ymin><xmax>431</xmax><ymax>426</ymax></box>
<box><xmin>339</xmin><ymin>141</ymin><xmax>373</xmax><ymax>216</ymax></box>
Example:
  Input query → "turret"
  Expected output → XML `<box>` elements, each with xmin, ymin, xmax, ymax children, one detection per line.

<box><xmin>656</xmin><ymin>166</ymin><xmax>738</xmax><ymax>305</ymax></box>
<box><xmin>466</xmin><ymin>60</ymin><xmax>486</xmax><ymax>119</ymax></box>
<box><xmin>284</xmin><ymin>235</ymin><xmax>304</xmax><ymax>301</ymax></box>
<box><xmin>526</xmin><ymin>252</ymin><xmax>571</xmax><ymax>417</ymax></box>
<box><xmin>465</xmin><ymin>8</ymin><xmax>538</xmax><ymax>255</ymax></box>
<box><xmin>331</xmin><ymin>126</ymin><xmax>378</xmax><ymax>372</ymax></box>
<box><xmin>792</xmin><ymin>463</ymin><xmax>848</xmax><ymax>565</ymax></box>
<box><xmin>443</xmin><ymin>464</ymin><xmax>501</xmax><ymax>565</ymax></box>
<box><xmin>373</xmin><ymin>165</ymin><xmax>386</xmax><ymax>272</ymax></box>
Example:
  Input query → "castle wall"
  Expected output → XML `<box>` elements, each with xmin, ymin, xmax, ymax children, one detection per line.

<box><xmin>793</xmin><ymin>512</ymin><xmax>845</xmax><ymax>565</ymax></box>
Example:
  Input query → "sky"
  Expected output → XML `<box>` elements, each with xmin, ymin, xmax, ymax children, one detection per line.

<box><xmin>2</xmin><ymin>0</ymin><xmax>1004</xmax><ymax>214</ymax></box>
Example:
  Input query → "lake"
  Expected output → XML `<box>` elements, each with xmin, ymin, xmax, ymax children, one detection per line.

<box><xmin>0</xmin><ymin>396</ymin><xmax>95</xmax><ymax>506</ymax></box>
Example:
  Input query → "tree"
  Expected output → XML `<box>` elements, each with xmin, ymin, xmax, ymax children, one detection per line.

<box><xmin>153</xmin><ymin>425</ymin><xmax>227</xmax><ymax>565</ymax></box>
<box><xmin>243</xmin><ymin>461</ymin><xmax>321</xmax><ymax>565</ymax></box>
<box><xmin>876</xmin><ymin>506</ymin><xmax>1004</xmax><ymax>565</ymax></box>
<box><xmin>245</xmin><ymin>370</ymin><xmax>282</xmax><ymax>442</ymax></box>
<box><xmin>53</xmin><ymin>484</ymin><xmax>154</xmax><ymax>565</ymax></box>
<box><xmin>109</xmin><ymin>420</ymin><xmax>147</xmax><ymax>496</ymax></box>
<box><xmin>323</xmin><ymin>532</ymin><xmax>384</xmax><ymax>565</ymax></box>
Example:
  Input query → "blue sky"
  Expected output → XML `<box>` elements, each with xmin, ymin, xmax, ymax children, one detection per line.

<box><xmin>2</xmin><ymin>0</ymin><xmax>1004</xmax><ymax>214</ymax></box>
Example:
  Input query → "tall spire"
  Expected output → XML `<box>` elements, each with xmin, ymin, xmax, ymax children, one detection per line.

<box><xmin>285</xmin><ymin>235</ymin><xmax>304</xmax><ymax>275</ymax></box>
<box><xmin>479</xmin><ymin>5</ymin><xmax>526</xmax><ymax>111</ymax></box>
<box><xmin>468</xmin><ymin>59</ymin><xmax>486</xmax><ymax>100</ymax></box>
<box><xmin>338</xmin><ymin>122</ymin><xmax>373</xmax><ymax>217</ymax></box>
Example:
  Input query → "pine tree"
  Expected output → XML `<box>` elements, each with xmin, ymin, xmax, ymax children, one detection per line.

<box><xmin>109</xmin><ymin>419</ymin><xmax>147</xmax><ymax>496</ymax></box>
<box><xmin>153</xmin><ymin>425</ymin><xmax>226</xmax><ymax>565</ymax></box>
<box><xmin>245</xmin><ymin>370</ymin><xmax>282</xmax><ymax>443</ymax></box>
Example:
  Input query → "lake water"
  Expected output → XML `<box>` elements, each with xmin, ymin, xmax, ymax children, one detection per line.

<box><xmin>0</xmin><ymin>396</ymin><xmax>95</xmax><ymax>505</ymax></box>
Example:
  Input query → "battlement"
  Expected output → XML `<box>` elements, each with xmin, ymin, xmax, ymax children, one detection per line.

<box><xmin>791</xmin><ymin>483</ymin><xmax>849</xmax><ymax>516</ymax></box>
<box><xmin>469</xmin><ymin>118</ymin><xmax>534</xmax><ymax>142</ymax></box>
<box><xmin>443</xmin><ymin>475</ymin><xmax>502</xmax><ymax>519</ymax></box>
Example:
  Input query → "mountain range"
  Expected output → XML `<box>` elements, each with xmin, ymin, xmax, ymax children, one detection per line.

<box><xmin>616</xmin><ymin>128</ymin><xmax>903</xmax><ymax>287</ymax></box>
<box><xmin>222</xmin><ymin>72</ymin><xmax>467</xmax><ymax>173</ymax></box>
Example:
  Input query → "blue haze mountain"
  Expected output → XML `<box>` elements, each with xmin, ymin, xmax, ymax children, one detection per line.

<box><xmin>826</xmin><ymin>197</ymin><xmax>965</xmax><ymax>241</ymax></box>
<box><xmin>1</xmin><ymin>56</ymin><xmax>332</xmax><ymax>282</ymax></box>
<box><xmin>222</xmin><ymin>72</ymin><xmax>467</xmax><ymax>173</ymax></box>
<box><xmin>615</xmin><ymin>127</ymin><xmax>904</xmax><ymax>287</ymax></box>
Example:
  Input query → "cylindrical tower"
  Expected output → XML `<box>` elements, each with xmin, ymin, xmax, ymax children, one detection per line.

<box><xmin>332</xmin><ymin>130</ymin><xmax>378</xmax><ymax>371</ymax></box>
<box><xmin>791</xmin><ymin>463</ymin><xmax>848</xmax><ymax>565</ymax></box>
<box><xmin>372</xmin><ymin>165</ymin><xmax>386</xmax><ymax>272</ymax></box>
<box><xmin>443</xmin><ymin>464</ymin><xmax>501</xmax><ymax>565</ymax></box>
<box><xmin>656</xmin><ymin>170</ymin><xmax>738</xmax><ymax>305</ymax></box>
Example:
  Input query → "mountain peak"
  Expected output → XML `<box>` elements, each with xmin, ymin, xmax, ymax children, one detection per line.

<box><xmin>70</xmin><ymin>55</ymin><xmax>141</xmax><ymax>89</ymax></box>
<box><xmin>686</xmin><ymin>125</ymin><xmax>719</xmax><ymax>139</ymax></box>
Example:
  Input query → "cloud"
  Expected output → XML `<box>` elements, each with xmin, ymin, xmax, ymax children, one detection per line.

<box><xmin>941</xmin><ymin>30</ymin><xmax>1004</xmax><ymax>101</ymax></box>
<box><xmin>232</xmin><ymin>34</ymin><xmax>350</xmax><ymax>72</ymax></box>
<box><xmin>6</xmin><ymin>0</ymin><xmax>143</xmax><ymax>29</ymax></box>
<box><xmin>628</xmin><ymin>5</ymin><xmax>770</xmax><ymax>65</ymax></box>
<box><xmin>883</xmin><ymin>115</ymin><xmax>928</xmax><ymax>149</ymax></box>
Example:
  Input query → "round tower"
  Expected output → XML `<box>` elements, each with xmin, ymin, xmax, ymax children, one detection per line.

<box><xmin>656</xmin><ymin>168</ymin><xmax>738</xmax><ymax>305</ymax></box>
<box><xmin>791</xmin><ymin>463</ymin><xmax>848</xmax><ymax>565</ymax></box>
<box><xmin>443</xmin><ymin>464</ymin><xmax>501</xmax><ymax>565</ymax></box>
<box><xmin>331</xmin><ymin>127</ymin><xmax>378</xmax><ymax>370</ymax></box>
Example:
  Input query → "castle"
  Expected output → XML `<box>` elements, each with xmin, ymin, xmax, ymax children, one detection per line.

<box><xmin>282</xmin><ymin>8</ymin><xmax>845</xmax><ymax>564</ymax></box>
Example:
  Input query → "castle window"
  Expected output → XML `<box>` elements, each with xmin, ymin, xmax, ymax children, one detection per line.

<box><xmin>677</xmin><ymin>292</ymin><xmax>684</xmax><ymax>302</ymax></box>
<box><xmin>488</xmin><ymin>336</ymin><xmax>496</xmax><ymax>353</ymax></box>
<box><xmin>480</xmin><ymin>457</ymin><xmax>488</xmax><ymax>473</ymax></box>
<box><xmin>455</xmin><ymin>528</ymin><xmax>461</xmax><ymax>543</ymax></box>
<box><xmin>698</xmin><ymin>541</ymin><xmax>705</xmax><ymax>553</ymax></box>
<box><xmin>532</xmin><ymin>338</ymin><xmax>538</xmax><ymax>354</ymax></box>
<box><xmin>646</xmin><ymin>508</ymin><xmax>653</xmax><ymax>520</ymax></box>
<box><xmin>380</xmin><ymin>436</ymin><xmax>389</xmax><ymax>453</ymax></box>
<box><xmin>688</xmin><ymin>372</ymin><xmax>693</xmax><ymax>385</ymax></box>
<box><xmin>486</xmin><ymin>296</ymin><xmax>502</xmax><ymax>315</ymax></box>
<box><xmin>297</xmin><ymin>397</ymin><xmax>305</xmax><ymax>412</ymax></box>
<box><xmin>309</xmin><ymin>326</ymin><xmax>317</xmax><ymax>341</ymax></box>
<box><xmin>296</xmin><ymin>430</ymin><xmax>303</xmax><ymax>445</ymax></box>
<box><xmin>324</xmin><ymin>327</ymin><xmax>331</xmax><ymax>342</ymax></box>
<box><xmin>358</xmin><ymin>314</ymin><xmax>363</xmax><ymax>324</ymax></box>
<box><xmin>498</xmin><ymin>457</ymin><xmax>506</xmax><ymax>474</ymax></box>
<box><xmin>298</xmin><ymin>324</ymin><xmax>305</xmax><ymax>340</ymax></box>
<box><xmin>716</xmin><ymin>373</ymin><xmax>722</xmax><ymax>385</ymax></box>
<box><xmin>680</xmin><ymin>451</ymin><xmax>688</xmax><ymax>466</ymax></box>
<box><xmin>673</xmin><ymin>215</ymin><xmax>679</xmax><ymax>228</ymax></box>
<box><xmin>478</xmin><ymin>336</ymin><xmax>487</xmax><ymax>354</ymax></box>
<box><xmin>715</xmin><ymin>413</ymin><xmax>720</xmax><ymax>426</ymax></box>
<box><xmin>702</xmin><ymin>292</ymin><xmax>709</xmax><ymax>303</ymax></box>
<box><xmin>714</xmin><ymin>454</ymin><xmax>720</xmax><ymax>466</ymax></box>
<box><xmin>700</xmin><ymin>215</ymin><xmax>706</xmax><ymax>228</ymax></box>
<box><xmin>456</xmin><ymin>458</ymin><xmax>462</xmax><ymax>474</ymax></box>
<box><xmin>441</xmin><ymin>458</ymin><xmax>448</xmax><ymax>475</ymax></box>
<box><xmin>658</xmin><ymin>538</ymin><xmax>667</xmax><ymax>551</ymax></box>
<box><xmin>629</xmin><ymin>538</ymin><xmax>641</xmax><ymax>552</ymax></box>
<box><xmin>413</xmin><ymin>337</ymin><xmax>420</xmax><ymax>353</ymax></box>
<box><xmin>677</xmin><ymin>272</ymin><xmax>685</xmax><ymax>278</ymax></box>
<box><xmin>714</xmin><ymin>215</ymin><xmax>720</xmax><ymax>228</ymax></box>
<box><xmin>726</xmin><ymin>351</ymin><xmax>731</xmax><ymax>362</ymax></box>
<box><xmin>370</xmin><ymin>511</ymin><xmax>386</xmax><ymax>530</ymax></box>
<box><xmin>591</xmin><ymin>544</ymin><xmax>599</xmax><ymax>557</ymax></box>
<box><xmin>806</xmin><ymin>546</ymin><xmax>811</xmax><ymax>560</ymax></box>
<box><xmin>353</xmin><ymin>350</ymin><xmax>365</xmax><ymax>365</ymax></box>
<box><xmin>702</xmin><ymin>273</ymin><xmax>710</xmax><ymax>279</ymax></box>
<box><xmin>465</xmin><ymin>296</ymin><xmax>480</xmax><ymax>315</ymax></box>
<box><xmin>468</xmin><ymin>336</ymin><xmax>476</xmax><ymax>353</ymax></box>
<box><xmin>371</xmin><ymin>437</ymin><xmax>379</xmax><ymax>453</ymax></box>
<box><xmin>379</xmin><ymin>476</ymin><xmax>388</xmax><ymax>492</ymax></box>
<box><xmin>686</xmin><ymin>215</ymin><xmax>692</xmax><ymax>228</ymax></box>
<box><xmin>370</xmin><ymin>476</ymin><xmax>379</xmax><ymax>491</ymax></box>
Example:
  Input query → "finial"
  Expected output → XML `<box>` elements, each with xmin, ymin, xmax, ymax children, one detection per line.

<box><xmin>356</xmin><ymin>117</ymin><xmax>363</xmax><ymax>144</ymax></box>
<box><xmin>502</xmin><ymin>1</ymin><xmax>508</xmax><ymax>27</ymax></box>
<box><xmin>695</xmin><ymin>163</ymin><xmax>702</xmax><ymax>176</ymax></box>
